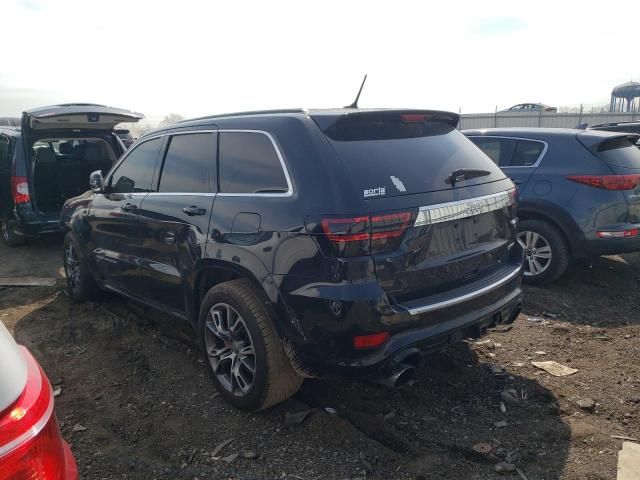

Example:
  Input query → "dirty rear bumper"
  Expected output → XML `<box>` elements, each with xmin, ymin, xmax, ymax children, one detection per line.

<box><xmin>281</xmin><ymin>271</ymin><xmax>523</xmax><ymax>379</ymax></box>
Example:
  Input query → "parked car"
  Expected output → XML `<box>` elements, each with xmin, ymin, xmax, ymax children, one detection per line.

<box><xmin>115</xmin><ymin>129</ymin><xmax>135</xmax><ymax>149</ymax></box>
<box><xmin>0</xmin><ymin>103</ymin><xmax>143</xmax><ymax>246</ymax></box>
<box><xmin>61</xmin><ymin>108</ymin><xmax>524</xmax><ymax>410</ymax></box>
<box><xmin>463</xmin><ymin>127</ymin><xmax>640</xmax><ymax>284</ymax></box>
<box><xmin>502</xmin><ymin>103</ymin><xmax>558</xmax><ymax>113</ymax></box>
<box><xmin>0</xmin><ymin>321</ymin><xmax>78</xmax><ymax>479</ymax></box>
<box><xmin>0</xmin><ymin>117</ymin><xmax>20</xmax><ymax>127</ymax></box>
<box><xmin>589</xmin><ymin>121</ymin><xmax>640</xmax><ymax>147</ymax></box>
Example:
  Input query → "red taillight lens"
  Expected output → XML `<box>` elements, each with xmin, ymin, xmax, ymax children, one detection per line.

<box><xmin>321</xmin><ymin>216</ymin><xmax>370</xmax><ymax>242</ymax></box>
<box><xmin>370</xmin><ymin>212</ymin><xmax>412</xmax><ymax>252</ymax></box>
<box><xmin>400</xmin><ymin>114</ymin><xmax>427</xmax><ymax>123</ymax></box>
<box><xmin>354</xmin><ymin>332</ymin><xmax>390</xmax><ymax>349</ymax></box>
<box><xmin>597</xmin><ymin>229</ymin><xmax>639</xmax><ymax>238</ymax></box>
<box><xmin>567</xmin><ymin>174</ymin><xmax>640</xmax><ymax>191</ymax></box>
<box><xmin>316</xmin><ymin>211</ymin><xmax>414</xmax><ymax>257</ymax></box>
<box><xmin>11</xmin><ymin>176</ymin><xmax>30</xmax><ymax>204</ymax></box>
<box><xmin>0</xmin><ymin>348</ymin><xmax>76</xmax><ymax>480</ymax></box>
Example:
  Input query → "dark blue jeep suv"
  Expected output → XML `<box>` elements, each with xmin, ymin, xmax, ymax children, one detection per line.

<box><xmin>464</xmin><ymin>128</ymin><xmax>640</xmax><ymax>284</ymax></box>
<box><xmin>61</xmin><ymin>109</ymin><xmax>524</xmax><ymax>410</ymax></box>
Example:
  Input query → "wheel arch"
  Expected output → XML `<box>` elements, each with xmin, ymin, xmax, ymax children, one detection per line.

<box><xmin>517</xmin><ymin>200</ymin><xmax>583</xmax><ymax>257</ymax></box>
<box><xmin>191</xmin><ymin>259</ymin><xmax>284</xmax><ymax>331</ymax></box>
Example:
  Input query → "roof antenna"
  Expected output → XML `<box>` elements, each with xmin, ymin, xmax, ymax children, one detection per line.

<box><xmin>344</xmin><ymin>74</ymin><xmax>367</xmax><ymax>109</ymax></box>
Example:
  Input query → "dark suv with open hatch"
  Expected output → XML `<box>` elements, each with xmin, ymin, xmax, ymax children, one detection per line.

<box><xmin>0</xmin><ymin>104</ymin><xmax>142</xmax><ymax>246</ymax></box>
<box><xmin>61</xmin><ymin>109</ymin><xmax>524</xmax><ymax>410</ymax></box>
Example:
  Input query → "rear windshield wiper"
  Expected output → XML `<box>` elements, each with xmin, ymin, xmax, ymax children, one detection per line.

<box><xmin>446</xmin><ymin>168</ymin><xmax>491</xmax><ymax>186</ymax></box>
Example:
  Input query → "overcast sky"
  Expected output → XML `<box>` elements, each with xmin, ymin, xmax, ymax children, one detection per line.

<box><xmin>1</xmin><ymin>0</ymin><xmax>638</xmax><ymax>121</ymax></box>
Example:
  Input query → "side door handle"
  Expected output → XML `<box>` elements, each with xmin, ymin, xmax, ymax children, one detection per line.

<box><xmin>121</xmin><ymin>202</ymin><xmax>138</xmax><ymax>212</ymax></box>
<box><xmin>182</xmin><ymin>205</ymin><xmax>206</xmax><ymax>216</ymax></box>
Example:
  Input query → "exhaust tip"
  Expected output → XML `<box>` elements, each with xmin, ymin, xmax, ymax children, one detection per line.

<box><xmin>394</xmin><ymin>366</ymin><xmax>416</xmax><ymax>388</ymax></box>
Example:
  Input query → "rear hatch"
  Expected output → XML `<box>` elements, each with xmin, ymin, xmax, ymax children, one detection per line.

<box><xmin>311</xmin><ymin>110</ymin><xmax>520</xmax><ymax>305</ymax></box>
<box><xmin>22</xmin><ymin>103</ymin><xmax>143</xmax><ymax>133</ymax></box>
<box><xmin>578</xmin><ymin>132</ymin><xmax>640</xmax><ymax>207</ymax></box>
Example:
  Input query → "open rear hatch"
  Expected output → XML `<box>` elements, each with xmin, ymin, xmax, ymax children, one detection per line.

<box><xmin>312</xmin><ymin>110</ymin><xmax>520</xmax><ymax>308</ymax></box>
<box><xmin>22</xmin><ymin>103</ymin><xmax>143</xmax><ymax>132</ymax></box>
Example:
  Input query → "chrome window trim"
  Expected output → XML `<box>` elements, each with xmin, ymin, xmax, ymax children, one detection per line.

<box><xmin>467</xmin><ymin>135</ymin><xmax>548</xmax><ymax>169</ymax></box>
<box><xmin>108</xmin><ymin>129</ymin><xmax>293</xmax><ymax>198</ymax></box>
<box><xmin>405</xmin><ymin>264</ymin><xmax>522</xmax><ymax>315</ymax></box>
<box><xmin>414</xmin><ymin>190</ymin><xmax>514</xmax><ymax>227</ymax></box>
<box><xmin>216</xmin><ymin>129</ymin><xmax>293</xmax><ymax>198</ymax></box>
<box><xmin>144</xmin><ymin>192</ymin><xmax>216</xmax><ymax>197</ymax></box>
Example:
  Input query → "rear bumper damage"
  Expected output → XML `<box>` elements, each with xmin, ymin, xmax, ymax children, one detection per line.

<box><xmin>281</xmin><ymin>265</ymin><xmax>523</xmax><ymax>380</ymax></box>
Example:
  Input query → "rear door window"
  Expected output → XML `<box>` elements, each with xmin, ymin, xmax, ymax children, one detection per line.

<box><xmin>470</xmin><ymin>137</ymin><xmax>517</xmax><ymax>166</ymax></box>
<box><xmin>158</xmin><ymin>133</ymin><xmax>215</xmax><ymax>193</ymax></box>
<box><xmin>109</xmin><ymin>138</ymin><xmax>161</xmax><ymax>193</ymax></box>
<box><xmin>218</xmin><ymin>131</ymin><xmax>289</xmax><ymax>194</ymax></box>
<box><xmin>511</xmin><ymin>140</ymin><xmax>545</xmax><ymax>166</ymax></box>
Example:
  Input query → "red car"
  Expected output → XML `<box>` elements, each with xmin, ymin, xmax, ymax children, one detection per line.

<box><xmin>0</xmin><ymin>322</ymin><xmax>78</xmax><ymax>479</ymax></box>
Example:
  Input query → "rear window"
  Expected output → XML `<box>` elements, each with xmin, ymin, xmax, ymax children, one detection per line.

<box><xmin>319</xmin><ymin>116</ymin><xmax>505</xmax><ymax>197</ymax></box>
<box><xmin>218</xmin><ymin>131</ymin><xmax>289</xmax><ymax>194</ymax></box>
<box><xmin>597</xmin><ymin>136</ymin><xmax>640</xmax><ymax>169</ymax></box>
<box><xmin>511</xmin><ymin>140</ymin><xmax>545</xmax><ymax>166</ymax></box>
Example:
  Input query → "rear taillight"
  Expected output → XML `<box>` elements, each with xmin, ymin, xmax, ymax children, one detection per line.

<box><xmin>316</xmin><ymin>211</ymin><xmax>415</xmax><ymax>257</ymax></box>
<box><xmin>566</xmin><ymin>174</ymin><xmax>640</xmax><ymax>191</ymax></box>
<box><xmin>597</xmin><ymin>229</ymin><xmax>639</xmax><ymax>238</ymax></box>
<box><xmin>370</xmin><ymin>212</ymin><xmax>412</xmax><ymax>252</ymax></box>
<box><xmin>320</xmin><ymin>216</ymin><xmax>371</xmax><ymax>257</ymax></box>
<box><xmin>11</xmin><ymin>176</ymin><xmax>30</xmax><ymax>204</ymax></box>
<box><xmin>0</xmin><ymin>348</ymin><xmax>77</xmax><ymax>480</ymax></box>
<box><xmin>353</xmin><ymin>332</ymin><xmax>390</xmax><ymax>349</ymax></box>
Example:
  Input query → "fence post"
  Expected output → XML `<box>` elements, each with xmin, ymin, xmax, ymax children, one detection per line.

<box><xmin>494</xmin><ymin>106</ymin><xmax>497</xmax><ymax>127</ymax></box>
<box><xmin>538</xmin><ymin>108</ymin><xmax>542</xmax><ymax>127</ymax></box>
<box><xmin>578</xmin><ymin>104</ymin><xmax>583</xmax><ymax>125</ymax></box>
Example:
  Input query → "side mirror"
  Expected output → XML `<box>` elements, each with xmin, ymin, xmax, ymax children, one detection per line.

<box><xmin>89</xmin><ymin>170</ymin><xmax>105</xmax><ymax>193</ymax></box>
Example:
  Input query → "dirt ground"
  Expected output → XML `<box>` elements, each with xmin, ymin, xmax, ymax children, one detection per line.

<box><xmin>1</xmin><ymin>236</ymin><xmax>639</xmax><ymax>480</ymax></box>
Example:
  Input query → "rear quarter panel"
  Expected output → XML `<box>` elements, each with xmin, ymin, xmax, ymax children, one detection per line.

<box><xmin>520</xmin><ymin>135</ymin><xmax>628</xmax><ymax>254</ymax></box>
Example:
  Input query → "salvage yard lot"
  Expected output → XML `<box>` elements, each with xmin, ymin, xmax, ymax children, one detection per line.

<box><xmin>1</xmin><ymin>237</ymin><xmax>638</xmax><ymax>480</ymax></box>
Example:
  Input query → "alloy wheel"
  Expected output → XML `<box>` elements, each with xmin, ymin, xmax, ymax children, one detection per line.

<box><xmin>518</xmin><ymin>230</ymin><xmax>552</xmax><ymax>277</ymax></box>
<box><xmin>64</xmin><ymin>243</ymin><xmax>81</xmax><ymax>291</ymax></box>
<box><xmin>204</xmin><ymin>303</ymin><xmax>256</xmax><ymax>396</ymax></box>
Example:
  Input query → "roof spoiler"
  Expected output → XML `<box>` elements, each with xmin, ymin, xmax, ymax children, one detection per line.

<box><xmin>312</xmin><ymin>109</ymin><xmax>460</xmax><ymax>131</ymax></box>
<box><xmin>577</xmin><ymin>131</ymin><xmax>640</xmax><ymax>153</ymax></box>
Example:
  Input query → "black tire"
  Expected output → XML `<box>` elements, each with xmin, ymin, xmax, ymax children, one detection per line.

<box><xmin>1</xmin><ymin>216</ymin><xmax>27</xmax><ymax>247</ymax></box>
<box><xmin>518</xmin><ymin>219</ymin><xmax>570</xmax><ymax>286</ymax></box>
<box><xmin>63</xmin><ymin>231</ymin><xmax>99</xmax><ymax>302</ymax></box>
<box><xmin>199</xmin><ymin>278</ymin><xmax>303</xmax><ymax>411</ymax></box>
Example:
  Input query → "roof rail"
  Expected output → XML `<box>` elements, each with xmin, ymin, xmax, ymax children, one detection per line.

<box><xmin>178</xmin><ymin>108</ymin><xmax>306</xmax><ymax>123</ymax></box>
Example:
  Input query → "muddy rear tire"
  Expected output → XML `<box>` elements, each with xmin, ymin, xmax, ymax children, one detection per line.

<box><xmin>199</xmin><ymin>278</ymin><xmax>303</xmax><ymax>411</ymax></box>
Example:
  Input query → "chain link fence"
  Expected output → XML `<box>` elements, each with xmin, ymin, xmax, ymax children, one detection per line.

<box><xmin>459</xmin><ymin>111</ymin><xmax>638</xmax><ymax>130</ymax></box>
